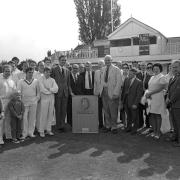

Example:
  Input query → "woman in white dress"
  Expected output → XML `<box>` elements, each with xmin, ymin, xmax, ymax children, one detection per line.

<box><xmin>145</xmin><ymin>63</ymin><xmax>168</xmax><ymax>139</ymax></box>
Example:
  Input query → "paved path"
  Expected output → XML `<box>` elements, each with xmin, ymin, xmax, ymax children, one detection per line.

<box><xmin>0</xmin><ymin>130</ymin><xmax>180</xmax><ymax>180</ymax></box>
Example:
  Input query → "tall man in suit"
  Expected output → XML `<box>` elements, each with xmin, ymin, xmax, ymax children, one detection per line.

<box><xmin>167</xmin><ymin>60</ymin><xmax>180</xmax><ymax>147</ymax></box>
<box><xmin>67</xmin><ymin>64</ymin><xmax>81</xmax><ymax>126</ymax></box>
<box><xmin>78</xmin><ymin>61</ymin><xmax>95</xmax><ymax>95</ymax></box>
<box><xmin>99</xmin><ymin>55</ymin><xmax>122</xmax><ymax>134</ymax></box>
<box><xmin>51</xmin><ymin>55</ymin><xmax>71</xmax><ymax>132</ymax></box>
<box><xmin>121</xmin><ymin>68</ymin><xmax>143</xmax><ymax>134</ymax></box>
<box><xmin>94</xmin><ymin>60</ymin><xmax>105</xmax><ymax>129</ymax></box>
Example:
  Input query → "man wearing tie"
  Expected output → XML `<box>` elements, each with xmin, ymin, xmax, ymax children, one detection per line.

<box><xmin>67</xmin><ymin>64</ymin><xmax>81</xmax><ymax>126</ymax></box>
<box><xmin>99</xmin><ymin>55</ymin><xmax>122</xmax><ymax>134</ymax></box>
<box><xmin>51</xmin><ymin>55</ymin><xmax>71</xmax><ymax>132</ymax></box>
<box><xmin>78</xmin><ymin>61</ymin><xmax>94</xmax><ymax>95</ymax></box>
<box><xmin>94</xmin><ymin>60</ymin><xmax>105</xmax><ymax>129</ymax></box>
<box><xmin>167</xmin><ymin>60</ymin><xmax>180</xmax><ymax>147</ymax></box>
<box><xmin>121</xmin><ymin>68</ymin><xmax>143</xmax><ymax>134</ymax></box>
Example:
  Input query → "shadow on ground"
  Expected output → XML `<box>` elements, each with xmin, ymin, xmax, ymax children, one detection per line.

<box><xmin>47</xmin><ymin>130</ymin><xmax>180</xmax><ymax>180</ymax></box>
<box><xmin>1</xmin><ymin>128</ymin><xmax>180</xmax><ymax>180</ymax></box>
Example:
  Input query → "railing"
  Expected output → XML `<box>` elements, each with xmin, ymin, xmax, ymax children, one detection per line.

<box><xmin>51</xmin><ymin>42</ymin><xmax>180</xmax><ymax>61</ymax></box>
<box><xmin>53</xmin><ymin>49</ymin><xmax>98</xmax><ymax>59</ymax></box>
<box><xmin>165</xmin><ymin>42</ymin><xmax>180</xmax><ymax>54</ymax></box>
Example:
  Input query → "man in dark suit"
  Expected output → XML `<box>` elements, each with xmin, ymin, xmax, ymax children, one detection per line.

<box><xmin>70</xmin><ymin>64</ymin><xmax>81</xmax><ymax>95</ymax></box>
<box><xmin>136</xmin><ymin>62</ymin><xmax>146</xmax><ymax>129</ymax></box>
<box><xmin>121</xmin><ymin>68</ymin><xmax>143</xmax><ymax>134</ymax></box>
<box><xmin>78</xmin><ymin>61</ymin><xmax>95</xmax><ymax>95</ymax></box>
<box><xmin>136</xmin><ymin>62</ymin><xmax>153</xmax><ymax>129</ymax></box>
<box><xmin>67</xmin><ymin>64</ymin><xmax>81</xmax><ymax>126</ymax></box>
<box><xmin>94</xmin><ymin>60</ymin><xmax>105</xmax><ymax>129</ymax></box>
<box><xmin>51</xmin><ymin>55</ymin><xmax>71</xmax><ymax>132</ymax></box>
<box><xmin>167</xmin><ymin>60</ymin><xmax>180</xmax><ymax>147</ymax></box>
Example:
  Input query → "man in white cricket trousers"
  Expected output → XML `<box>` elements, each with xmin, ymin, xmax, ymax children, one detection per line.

<box><xmin>17</xmin><ymin>67</ymin><xmax>40</xmax><ymax>139</ymax></box>
<box><xmin>38</xmin><ymin>67</ymin><xmax>58</xmax><ymax>137</ymax></box>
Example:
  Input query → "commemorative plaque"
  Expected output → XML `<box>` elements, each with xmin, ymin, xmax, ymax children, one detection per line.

<box><xmin>72</xmin><ymin>95</ymin><xmax>98</xmax><ymax>133</ymax></box>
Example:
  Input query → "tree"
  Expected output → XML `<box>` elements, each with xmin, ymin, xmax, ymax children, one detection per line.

<box><xmin>74</xmin><ymin>0</ymin><xmax>121</xmax><ymax>44</ymax></box>
<box><xmin>47</xmin><ymin>50</ymin><xmax>52</xmax><ymax>57</ymax></box>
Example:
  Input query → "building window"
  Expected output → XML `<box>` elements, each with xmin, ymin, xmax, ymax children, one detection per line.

<box><xmin>149</xmin><ymin>36</ymin><xmax>157</xmax><ymax>44</ymax></box>
<box><xmin>133</xmin><ymin>37</ymin><xmax>139</xmax><ymax>45</ymax></box>
<box><xmin>132</xmin><ymin>35</ymin><xmax>157</xmax><ymax>45</ymax></box>
<box><xmin>110</xmin><ymin>38</ymin><xmax>131</xmax><ymax>47</ymax></box>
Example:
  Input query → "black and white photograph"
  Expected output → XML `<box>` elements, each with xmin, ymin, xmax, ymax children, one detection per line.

<box><xmin>0</xmin><ymin>0</ymin><xmax>180</xmax><ymax>179</ymax></box>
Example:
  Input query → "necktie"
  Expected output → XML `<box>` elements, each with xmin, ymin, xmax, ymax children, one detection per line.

<box><xmin>142</xmin><ymin>72</ymin><xmax>144</xmax><ymax>80</ymax></box>
<box><xmin>74</xmin><ymin>74</ymin><xmax>77</xmax><ymax>82</ymax></box>
<box><xmin>105</xmin><ymin>66</ymin><xmax>109</xmax><ymax>83</ymax></box>
<box><xmin>100</xmin><ymin>71</ymin><xmax>102</xmax><ymax>84</ymax></box>
<box><xmin>127</xmin><ymin>78</ymin><xmax>132</xmax><ymax>93</ymax></box>
<box><xmin>88</xmin><ymin>71</ymin><xmax>92</xmax><ymax>89</ymax></box>
<box><xmin>62</xmin><ymin>68</ymin><xmax>64</xmax><ymax>77</ymax></box>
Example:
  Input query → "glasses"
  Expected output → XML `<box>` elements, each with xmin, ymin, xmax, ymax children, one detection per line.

<box><xmin>147</xmin><ymin>66</ymin><xmax>152</xmax><ymax>69</ymax></box>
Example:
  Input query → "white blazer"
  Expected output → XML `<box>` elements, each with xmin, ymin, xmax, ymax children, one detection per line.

<box><xmin>99</xmin><ymin>64</ymin><xmax>122</xmax><ymax>99</ymax></box>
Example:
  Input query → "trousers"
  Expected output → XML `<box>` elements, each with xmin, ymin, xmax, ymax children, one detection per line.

<box><xmin>55</xmin><ymin>96</ymin><xmax>68</xmax><ymax>129</ymax></box>
<box><xmin>10</xmin><ymin>117</ymin><xmax>22</xmax><ymax>139</ymax></box>
<box><xmin>171</xmin><ymin>108</ymin><xmax>180</xmax><ymax>142</ymax></box>
<box><xmin>38</xmin><ymin>94</ymin><xmax>54</xmax><ymax>133</ymax></box>
<box><xmin>23</xmin><ymin>103</ymin><xmax>37</xmax><ymax>137</ymax></box>
<box><xmin>102</xmin><ymin>88</ymin><xmax>119</xmax><ymax>130</ymax></box>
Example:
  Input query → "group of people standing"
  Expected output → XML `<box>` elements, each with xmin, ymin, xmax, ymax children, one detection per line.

<box><xmin>0</xmin><ymin>55</ymin><xmax>180</xmax><ymax>147</ymax></box>
<box><xmin>0</xmin><ymin>57</ymin><xmax>58</xmax><ymax>144</ymax></box>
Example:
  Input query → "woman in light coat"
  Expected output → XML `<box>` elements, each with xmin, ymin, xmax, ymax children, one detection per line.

<box><xmin>145</xmin><ymin>63</ymin><xmax>168</xmax><ymax>139</ymax></box>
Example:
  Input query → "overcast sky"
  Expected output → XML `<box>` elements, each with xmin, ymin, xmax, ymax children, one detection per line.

<box><xmin>0</xmin><ymin>0</ymin><xmax>180</xmax><ymax>61</ymax></box>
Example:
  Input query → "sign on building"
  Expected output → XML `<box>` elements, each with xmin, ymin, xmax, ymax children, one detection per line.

<box><xmin>139</xmin><ymin>34</ymin><xmax>150</xmax><ymax>55</ymax></box>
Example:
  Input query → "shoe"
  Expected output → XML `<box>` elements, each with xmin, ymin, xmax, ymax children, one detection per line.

<box><xmin>101</xmin><ymin>127</ymin><xmax>111</xmax><ymax>133</ymax></box>
<box><xmin>40</xmin><ymin>132</ymin><xmax>45</xmax><ymax>138</ymax></box>
<box><xmin>170</xmin><ymin>129</ymin><xmax>174</xmax><ymax>133</ymax></box>
<box><xmin>111</xmin><ymin>129</ymin><xmax>118</xmax><ymax>134</ymax></box>
<box><xmin>46</xmin><ymin>131</ymin><xmax>54</xmax><ymax>136</ymax></box>
<box><xmin>59</xmin><ymin>128</ymin><xmax>66</xmax><ymax>133</ymax></box>
<box><xmin>146</xmin><ymin>132</ymin><xmax>154</xmax><ymax>137</ymax></box>
<box><xmin>0</xmin><ymin>139</ymin><xmax>4</xmax><ymax>145</ymax></box>
<box><xmin>141</xmin><ymin>128</ymin><xmax>150</xmax><ymax>135</ymax></box>
<box><xmin>150</xmin><ymin>133</ymin><xmax>155</xmax><ymax>137</ymax></box>
<box><xmin>154</xmin><ymin>135</ymin><xmax>160</xmax><ymax>140</ymax></box>
<box><xmin>12</xmin><ymin>139</ymin><xmax>20</xmax><ymax>143</ymax></box>
<box><xmin>19</xmin><ymin>136</ymin><xmax>26</xmax><ymax>141</ymax></box>
<box><xmin>29</xmin><ymin>134</ymin><xmax>36</xmax><ymax>138</ymax></box>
